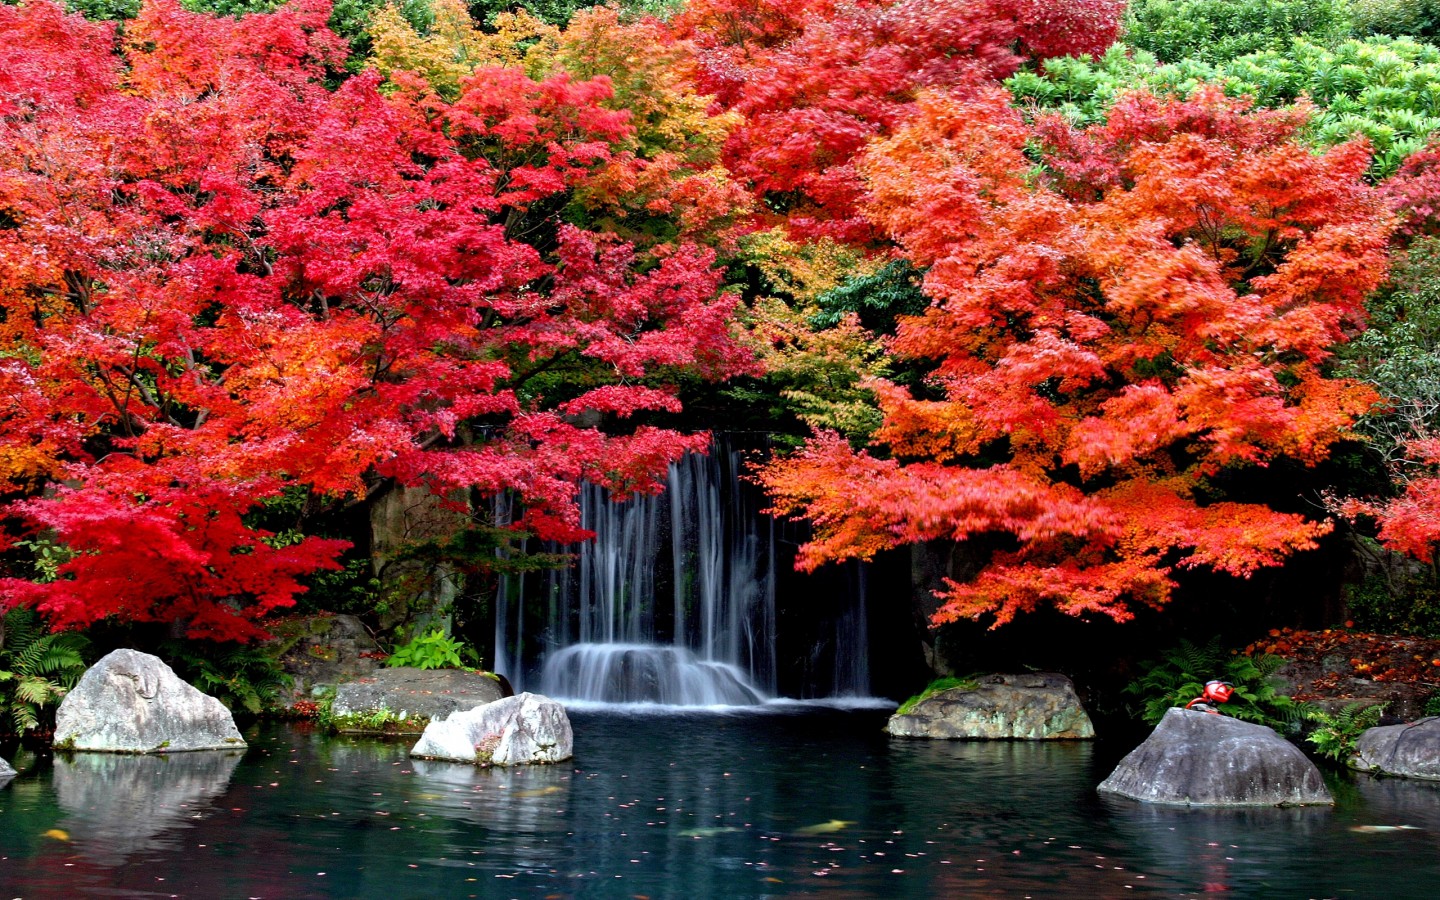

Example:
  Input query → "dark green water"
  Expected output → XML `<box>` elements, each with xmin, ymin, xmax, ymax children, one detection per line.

<box><xmin>3</xmin><ymin>707</ymin><xmax>1440</xmax><ymax>898</ymax></box>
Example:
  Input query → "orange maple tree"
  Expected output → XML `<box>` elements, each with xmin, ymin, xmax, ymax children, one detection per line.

<box><xmin>761</xmin><ymin>87</ymin><xmax>1394</xmax><ymax>627</ymax></box>
<box><xmin>0</xmin><ymin>0</ymin><xmax>752</xmax><ymax>639</ymax></box>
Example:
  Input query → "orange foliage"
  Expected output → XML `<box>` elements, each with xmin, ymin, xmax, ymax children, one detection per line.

<box><xmin>762</xmin><ymin>87</ymin><xmax>1394</xmax><ymax>627</ymax></box>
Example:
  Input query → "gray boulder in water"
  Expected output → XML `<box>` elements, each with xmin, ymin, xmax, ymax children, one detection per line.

<box><xmin>331</xmin><ymin>667</ymin><xmax>506</xmax><ymax>732</ymax></box>
<box><xmin>885</xmin><ymin>673</ymin><xmax>1095</xmax><ymax>740</ymax></box>
<box><xmin>54</xmin><ymin>649</ymin><xmax>246</xmax><ymax>753</ymax></box>
<box><xmin>0</xmin><ymin>756</ymin><xmax>15</xmax><ymax>783</ymax></box>
<box><xmin>1354</xmin><ymin>717</ymin><xmax>1440</xmax><ymax>780</ymax></box>
<box><xmin>411</xmin><ymin>692</ymin><xmax>573</xmax><ymax>766</ymax></box>
<box><xmin>1099</xmin><ymin>708</ymin><xmax>1331</xmax><ymax>806</ymax></box>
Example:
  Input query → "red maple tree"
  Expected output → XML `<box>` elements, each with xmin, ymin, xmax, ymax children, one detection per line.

<box><xmin>677</xmin><ymin>0</ymin><xmax>1125</xmax><ymax>242</ymax></box>
<box><xmin>0</xmin><ymin>0</ymin><xmax>752</xmax><ymax>640</ymax></box>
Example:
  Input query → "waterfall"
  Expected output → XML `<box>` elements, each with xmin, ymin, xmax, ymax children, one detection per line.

<box><xmin>495</xmin><ymin>438</ymin><xmax>872</xmax><ymax>705</ymax></box>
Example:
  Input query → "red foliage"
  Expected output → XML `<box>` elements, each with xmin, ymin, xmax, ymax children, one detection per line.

<box><xmin>1383</xmin><ymin>137</ymin><xmax>1440</xmax><ymax>239</ymax></box>
<box><xmin>677</xmin><ymin>0</ymin><xmax>1123</xmax><ymax>241</ymax></box>
<box><xmin>0</xmin><ymin>1</ymin><xmax>752</xmax><ymax>640</ymax></box>
<box><xmin>762</xmin><ymin>88</ymin><xmax>1393</xmax><ymax>627</ymax></box>
<box><xmin>1343</xmin><ymin>439</ymin><xmax>1440</xmax><ymax>563</ymax></box>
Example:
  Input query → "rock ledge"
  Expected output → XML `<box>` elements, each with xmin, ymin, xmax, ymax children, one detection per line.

<box><xmin>886</xmin><ymin>673</ymin><xmax>1095</xmax><ymax>740</ymax></box>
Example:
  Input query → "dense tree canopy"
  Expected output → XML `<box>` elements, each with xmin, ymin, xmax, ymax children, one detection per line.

<box><xmin>4</xmin><ymin>0</ymin><xmax>1440</xmax><ymax>643</ymax></box>
<box><xmin>0</xmin><ymin>0</ymin><xmax>750</xmax><ymax>639</ymax></box>
<box><xmin>762</xmin><ymin>86</ymin><xmax>1393</xmax><ymax>626</ymax></box>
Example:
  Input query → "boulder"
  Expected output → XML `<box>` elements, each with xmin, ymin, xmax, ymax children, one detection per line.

<box><xmin>1</xmin><ymin>756</ymin><xmax>15</xmax><ymax>783</ymax></box>
<box><xmin>410</xmin><ymin>692</ymin><xmax>573</xmax><ymax>766</ymax></box>
<box><xmin>1353</xmin><ymin>717</ymin><xmax>1440</xmax><ymax>780</ymax></box>
<box><xmin>885</xmin><ymin>673</ymin><xmax>1095</xmax><ymax>740</ymax></box>
<box><xmin>54</xmin><ymin>649</ymin><xmax>246</xmax><ymax>753</ymax></box>
<box><xmin>331</xmin><ymin>667</ymin><xmax>506</xmax><ymax>732</ymax></box>
<box><xmin>1099</xmin><ymin>708</ymin><xmax>1332</xmax><ymax>807</ymax></box>
<box><xmin>266</xmin><ymin>614</ymin><xmax>383</xmax><ymax>707</ymax></box>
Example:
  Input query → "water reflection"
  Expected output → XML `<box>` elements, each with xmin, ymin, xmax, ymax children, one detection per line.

<box><xmin>1354</xmin><ymin>773</ymin><xmax>1440</xmax><ymax>826</ymax></box>
<box><xmin>8</xmin><ymin>716</ymin><xmax>1440</xmax><ymax>898</ymax></box>
<box><xmin>53</xmin><ymin>751</ymin><xmax>243</xmax><ymax>865</ymax></box>
<box><xmin>410</xmin><ymin>758</ymin><xmax>572</xmax><ymax>835</ymax></box>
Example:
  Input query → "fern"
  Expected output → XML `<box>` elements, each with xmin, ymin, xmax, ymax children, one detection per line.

<box><xmin>157</xmin><ymin>639</ymin><xmax>290</xmax><ymax>717</ymax></box>
<box><xmin>1308</xmin><ymin>702</ymin><xmax>1387</xmax><ymax>762</ymax></box>
<box><xmin>0</xmin><ymin>608</ymin><xmax>90</xmax><ymax>736</ymax></box>
<box><xmin>1126</xmin><ymin>637</ymin><xmax>1320</xmax><ymax>732</ymax></box>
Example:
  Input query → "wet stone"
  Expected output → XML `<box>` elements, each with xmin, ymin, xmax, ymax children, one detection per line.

<box><xmin>1099</xmin><ymin>707</ymin><xmax>1332</xmax><ymax>807</ymax></box>
<box><xmin>54</xmin><ymin>649</ymin><xmax>246</xmax><ymax>754</ymax></box>
<box><xmin>885</xmin><ymin>673</ymin><xmax>1095</xmax><ymax>740</ymax></box>
<box><xmin>331</xmin><ymin>667</ymin><xmax>506</xmax><ymax>731</ymax></box>
<box><xmin>1354</xmin><ymin>717</ymin><xmax>1440</xmax><ymax>780</ymax></box>
<box><xmin>410</xmin><ymin>692</ymin><xmax>573</xmax><ymax>766</ymax></box>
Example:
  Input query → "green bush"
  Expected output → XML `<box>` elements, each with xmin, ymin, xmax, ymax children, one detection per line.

<box><xmin>385</xmin><ymin>628</ymin><xmax>467</xmax><ymax>670</ymax></box>
<box><xmin>1125</xmin><ymin>637</ymin><xmax>1317</xmax><ymax>732</ymax></box>
<box><xmin>0</xmin><ymin>609</ymin><xmax>89</xmax><ymax>736</ymax></box>
<box><xmin>1350</xmin><ymin>0</ymin><xmax>1440</xmax><ymax>41</ymax></box>
<box><xmin>1123</xmin><ymin>0</ymin><xmax>1354</xmax><ymax>63</ymax></box>
<box><xmin>1010</xmin><ymin>35</ymin><xmax>1440</xmax><ymax>175</ymax></box>
<box><xmin>1341</xmin><ymin>567</ymin><xmax>1440</xmax><ymax>637</ymax></box>
<box><xmin>1306</xmin><ymin>701</ymin><xmax>1386</xmax><ymax>761</ymax></box>
<box><xmin>1340</xmin><ymin>238</ymin><xmax>1440</xmax><ymax>470</ymax></box>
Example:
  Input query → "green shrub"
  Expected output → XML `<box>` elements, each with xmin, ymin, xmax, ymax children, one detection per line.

<box><xmin>1350</xmin><ymin>0</ymin><xmax>1440</xmax><ymax>41</ymax></box>
<box><xmin>1123</xmin><ymin>0</ymin><xmax>1354</xmax><ymax>63</ymax></box>
<box><xmin>0</xmin><ymin>609</ymin><xmax>89</xmax><ymax>736</ymax></box>
<box><xmin>1307</xmin><ymin>701</ymin><xmax>1387</xmax><ymax>761</ymax></box>
<box><xmin>1125</xmin><ymin>637</ymin><xmax>1318</xmax><ymax>732</ymax></box>
<box><xmin>1340</xmin><ymin>238</ymin><xmax>1440</xmax><ymax>478</ymax></box>
<box><xmin>1425</xmin><ymin>691</ymin><xmax>1440</xmax><ymax>716</ymax></box>
<box><xmin>385</xmin><ymin>628</ymin><xmax>467</xmax><ymax>670</ymax></box>
<box><xmin>1341</xmin><ymin>568</ymin><xmax>1440</xmax><ymax>637</ymax></box>
<box><xmin>158</xmin><ymin>639</ymin><xmax>290</xmax><ymax>717</ymax></box>
<box><xmin>1009</xmin><ymin>35</ymin><xmax>1440</xmax><ymax>175</ymax></box>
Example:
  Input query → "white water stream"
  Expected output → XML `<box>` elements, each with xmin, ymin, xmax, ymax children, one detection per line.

<box><xmin>493</xmin><ymin>440</ymin><xmax>872</xmax><ymax>705</ymax></box>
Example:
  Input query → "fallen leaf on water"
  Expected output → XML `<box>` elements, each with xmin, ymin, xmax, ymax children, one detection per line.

<box><xmin>42</xmin><ymin>829</ymin><xmax>69</xmax><ymax>841</ymax></box>
<box><xmin>798</xmin><ymin>820</ymin><xmax>856</xmax><ymax>836</ymax></box>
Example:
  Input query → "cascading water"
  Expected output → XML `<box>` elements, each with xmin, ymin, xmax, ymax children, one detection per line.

<box><xmin>493</xmin><ymin>438</ymin><xmax>872</xmax><ymax>705</ymax></box>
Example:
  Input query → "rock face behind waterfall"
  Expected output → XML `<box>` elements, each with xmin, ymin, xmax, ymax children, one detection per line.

<box><xmin>1099</xmin><ymin>708</ymin><xmax>1332</xmax><ymax>806</ymax></box>
<box><xmin>54</xmin><ymin>649</ymin><xmax>246</xmax><ymax>753</ymax></box>
<box><xmin>1353</xmin><ymin>717</ymin><xmax>1440</xmax><ymax>780</ymax></box>
<box><xmin>885</xmin><ymin>673</ymin><xmax>1095</xmax><ymax>740</ymax></box>
<box><xmin>410</xmin><ymin>693</ymin><xmax>573</xmax><ymax>766</ymax></box>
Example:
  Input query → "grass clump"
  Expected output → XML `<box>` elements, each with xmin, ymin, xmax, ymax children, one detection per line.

<box><xmin>896</xmin><ymin>676</ymin><xmax>980</xmax><ymax>716</ymax></box>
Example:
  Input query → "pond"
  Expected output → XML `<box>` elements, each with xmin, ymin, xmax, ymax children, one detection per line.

<box><xmin>3</xmin><ymin>706</ymin><xmax>1440</xmax><ymax>898</ymax></box>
